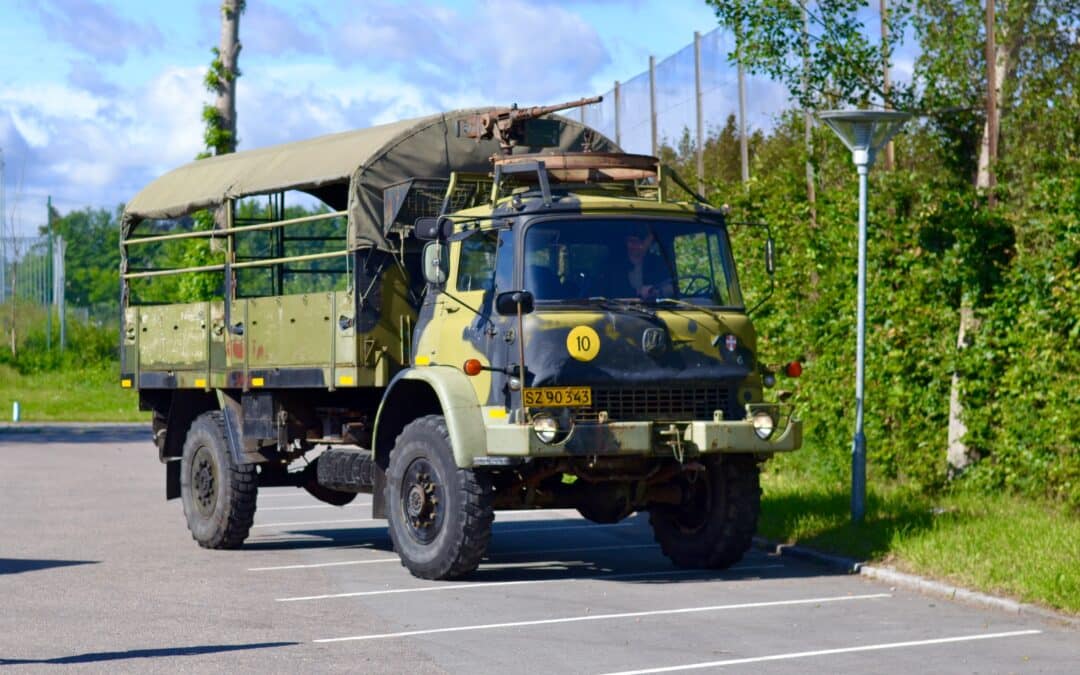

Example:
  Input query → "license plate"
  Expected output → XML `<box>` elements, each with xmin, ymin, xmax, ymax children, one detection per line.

<box><xmin>523</xmin><ymin>386</ymin><xmax>592</xmax><ymax>407</ymax></box>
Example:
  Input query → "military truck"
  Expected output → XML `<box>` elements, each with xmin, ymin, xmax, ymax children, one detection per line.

<box><xmin>120</xmin><ymin>101</ymin><xmax>801</xmax><ymax>580</ymax></box>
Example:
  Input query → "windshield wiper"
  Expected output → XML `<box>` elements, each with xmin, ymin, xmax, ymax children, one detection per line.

<box><xmin>651</xmin><ymin>297</ymin><xmax>730</xmax><ymax>341</ymax></box>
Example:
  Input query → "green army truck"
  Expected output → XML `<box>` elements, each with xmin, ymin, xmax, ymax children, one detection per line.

<box><xmin>121</xmin><ymin>101</ymin><xmax>801</xmax><ymax>580</ymax></box>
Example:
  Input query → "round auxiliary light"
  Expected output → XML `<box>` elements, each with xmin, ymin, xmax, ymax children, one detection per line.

<box><xmin>463</xmin><ymin>359</ymin><xmax>483</xmax><ymax>376</ymax></box>
<box><xmin>763</xmin><ymin>373</ymin><xmax>777</xmax><ymax>388</ymax></box>
<box><xmin>532</xmin><ymin>414</ymin><xmax>560</xmax><ymax>444</ymax></box>
<box><xmin>752</xmin><ymin>410</ymin><xmax>776</xmax><ymax>440</ymax></box>
<box><xmin>784</xmin><ymin>361</ymin><xmax>803</xmax><ymax>378</ymax></box>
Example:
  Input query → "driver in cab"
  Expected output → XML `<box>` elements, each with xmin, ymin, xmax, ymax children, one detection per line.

<box><xmin>614</xmin><ymin>224</ymin><xmax>674</xmax><ymax>300</ymax></box>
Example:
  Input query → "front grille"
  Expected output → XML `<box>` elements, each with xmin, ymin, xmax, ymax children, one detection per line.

<box><xmin>576</xmin><ymin>386</ymin><xmax>739</xmax><ymax>423</ymax></box>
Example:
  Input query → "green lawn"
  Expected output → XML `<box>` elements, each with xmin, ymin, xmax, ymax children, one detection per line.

<box><xmin>759</xmin><ymin>458</ymin><xmax>1080</xmax><ymax>615</ymax></box>
<box><xmin>0</xmin><ymin>363</ymin><xmax>147</xmax><ymax>422</ymax></box>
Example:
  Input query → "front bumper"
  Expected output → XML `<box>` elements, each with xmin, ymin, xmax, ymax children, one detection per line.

<box><xmin>481</xmin><ymin>405</ymin><xmax>801</xmax><ymax>461</ymax></box>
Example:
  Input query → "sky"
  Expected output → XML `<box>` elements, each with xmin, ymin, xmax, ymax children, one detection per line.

<box><xmin>0</xmin><ymin>1</ymin><xmax>910</xmax><ymax>236</ymax></box>
<box><xmin>0</xmin><ymin>0</ymin><xmax>729</xmax><ymax>234</ymax></box>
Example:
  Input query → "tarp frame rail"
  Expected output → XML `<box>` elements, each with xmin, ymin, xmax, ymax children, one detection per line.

<box><xmin>122</xmin><ymin>249</ymin><xmax>353</xmax><ymax>280</ymax></box>
<box><xmin>121</xmin><ymin>209</ymin><xmax>349</xmax><ymax>247</ymax></box>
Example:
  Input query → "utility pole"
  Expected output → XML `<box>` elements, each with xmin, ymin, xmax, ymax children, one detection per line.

<box><xmin>694</xmin><ymin>30</ymin><xmax>705</xmax><ymax>196</ymax></box>
<box><xmin>984</xmin><ymin>0</ymin><xmax>998</xmax><ymax>206</ymax></box>
<box><xmin>881</xmin><ymin>0</ymin><xmax>895</xmax><ymax>170</ymax></box>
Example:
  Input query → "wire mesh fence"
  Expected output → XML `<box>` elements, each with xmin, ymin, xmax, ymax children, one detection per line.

<box><xmin>1</xmin><ymin>233</ymin><xmax>68</xmax><ymax>349</ymax></box>
<box><xmin>581</xmin><ymin>26</ymin><xmax>790</xmax><ymax>189</ymax></box>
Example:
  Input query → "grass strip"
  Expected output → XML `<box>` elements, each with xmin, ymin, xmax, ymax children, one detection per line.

<box><xmin>759</xmin><ymin>461</ymin><xmax>1080</xmax><ymax>615</ymax></box>
<box><xmin>0</xmin><ymin>363</ymin><xmax>146</xmax><ymax>422</ymax></box>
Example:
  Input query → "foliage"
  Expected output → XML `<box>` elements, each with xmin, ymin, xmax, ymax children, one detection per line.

<box><xmin>0</xmin><ymin>304</ymin><xmax>118</xmax><ymax>375</ymax></box>
<box><xmin>707</xmin><ymin>0</ymin><xmax>913</xmax><ymax>109</ymax></box>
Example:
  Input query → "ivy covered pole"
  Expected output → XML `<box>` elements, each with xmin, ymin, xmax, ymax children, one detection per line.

<box><xmin>819</xmin><ymin>110</ymin><xmax>910</xmax><ymax>523</ymax></box>
<box><xmin>203</xmin><ymin>0</ymin><xmax>245</xmax><ymax>156</ymax></box>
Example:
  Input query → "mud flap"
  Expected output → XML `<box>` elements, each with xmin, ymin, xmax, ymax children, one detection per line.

<box><xmin>165</xmin><ymin>459</ymin><xmax>181</xmax><ymax>500</ymax></box>
<box><xmin>372</xmin><ymin>465</ymin><xmax>387</xmax><ymax>519</ymax></box>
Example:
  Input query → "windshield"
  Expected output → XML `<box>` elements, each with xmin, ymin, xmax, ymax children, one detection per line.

<box><xmin>522</xmin><ymin>218</ymin><xmax>743</xmax><ymax>307</ymax></box>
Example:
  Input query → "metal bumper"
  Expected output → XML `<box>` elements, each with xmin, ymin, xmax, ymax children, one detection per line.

<box><xmin>482</xmin><ymin>410</ymin><xmax>802</xmax><ymax>461</ymax></box>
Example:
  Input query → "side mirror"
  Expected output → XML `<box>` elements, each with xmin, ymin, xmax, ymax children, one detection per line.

<box><xmin>422</xmin><ymin>241</ymin><xmax>448</xmax><ymax>286</ymax></box>
<box><xmin>414</xmin><ymin>217</ymin><xmax>440</xmax><ymax>241</ymax></box>
<box><xmin>765</xmin><ymin>236</ymin><xmax>775</xmax><ymax>276</ymax></box>
<box><xmin>495</xmin><ymin>290</ymin><xmax>535</xmax><ymax>316</ymax></box>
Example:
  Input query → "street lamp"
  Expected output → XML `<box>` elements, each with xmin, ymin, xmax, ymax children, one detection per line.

<box><xmin>818</xmin><ymin>109</ymin><xmax>911</xmax><ymax>524</ymax></box>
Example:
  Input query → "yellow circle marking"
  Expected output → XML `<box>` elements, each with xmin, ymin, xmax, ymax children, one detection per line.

<box><xmin>566</xmin><ymin>325</ymin><xmax>601</xmax><ymax>362</ymax></box>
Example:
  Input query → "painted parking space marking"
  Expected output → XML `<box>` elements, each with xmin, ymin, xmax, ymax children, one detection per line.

<box><xmin>249</xmin><ymin>543</ymin><xmax>663</xmax><ymax>573</ymax></box>
<box><xmin>251</xmin><ymin>518</ymin><xmax>381</xmax><ymax>529</ymax></box>
<box><xmin>599</xmin><ymin>629</ymin><xmax>1044</xmax><ymax>674</ymax></box>
<box><xmin>313</xmin><ymin>593</ymin><xmax>891</xmax><ymax>642</ymax></box>
<box><xmin>249</xmin><ymin>557</ymin><xmax>401</xmax><ymax>572</ymax></box>
<box><xmin>259</xmin><ymin>504</ymin><xmax>369</xmax><ymax>512</ymax></box>
<box><xmin>252</xmin><ymin>514</ymin><xmax>636</xmax><ymax>531</ymax></box>
<box><xmin>279</xmin><ymin>564</ymin><xmax>784</xmax><ymax>602</ymax></box>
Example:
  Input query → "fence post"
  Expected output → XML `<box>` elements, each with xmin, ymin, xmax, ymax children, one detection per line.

<box><xmin>649</xmin><ymin>55</ymin><xmax>658</xmax><ymax>157</ymax></box>
<box><xmin>694</xmin><ymin>31</ymin><xmax>705</xmax><ymax>197</ymax></box>
<box><xmin>614</xmin><ymin>80</ymin><xmax>622</xmax><ymax>148</ymax></box>
<box><xmin>738</xmin><ymin>52</ymin><xmax>750</xmax><ymax>183</ymax></box>
<box><xmin>56</xmin><ymin>236</ymin><xmax>65</xmax><ymax>350</ymax></box>
<box><xmin>47</xmin><ymin>196</ymin><xmax>53</xmax><ymax>351</ymax></box>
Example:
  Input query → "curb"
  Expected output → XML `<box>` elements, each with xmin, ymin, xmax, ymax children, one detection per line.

<box><xmin>0</xmin><ymin>422</ymin><xmax>150</xmax><ymax>433</ymax></box>
<box><xmin>753</xmin><ymin>536</ymin><xmax>1080</xmax><ymax>629</ymax></box>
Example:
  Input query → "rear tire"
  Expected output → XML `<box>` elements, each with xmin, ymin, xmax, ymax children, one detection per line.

<box><xmin>648</xmin><ymin>455</ymin><xmax>760</xmax><ymax>569</ymax></box>
<box><xmin>385</xmin><ymin>415</ymin><xmax>494</xmax><ymax>580</ymax></box>
<box><xmin>180</xmin><ymin>411</ymin><xmax>257</xmax><ymax>549</ymax></box>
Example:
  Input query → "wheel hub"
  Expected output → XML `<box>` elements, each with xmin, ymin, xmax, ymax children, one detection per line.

<box><xmin>401</xmin><ymin>461</ymin><xmax>442</xmax><ymax>544</ymax></box>
<box><xmin>191</xmin><ymin>446</ymin><xmax>218</xmax><ymax>518</ymax></box>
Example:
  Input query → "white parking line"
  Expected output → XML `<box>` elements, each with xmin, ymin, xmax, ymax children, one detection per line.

<box><xmin>281</xmin><ymin>564</ymin><xmax>785</xmax><ymax>602</ymax></box>
<box><xmin>490</xmin><ymin>543</ymin><xmax>657</xmax><ymax>558</ymax></box>
<box><xmin>248</xmin><ymin>543</ymin><xmax>659</xmax><ymax>572</ymax></box>
<box><xmin>313</xmin><ymin>593</ymin><xmax>891</xmax><ymax>642</ymax></box>
<box><xmin>599</xmin><ymin>629</ymin><xmax>1044</xmax><ymax>674</ymax></box>
<box><xmin>251</xmin><ymin>518</ymin><xmax>381</xmax><ymax>529</ymax></box>
<box><xmin>259</xmin><ymin>504</ymin><xmax>369</xmax><ymax>512</ymax></box>
<box><xmin>249</xmin><ymin>557</ymin><xmax>400</xmax><ymax>571</ymax></box>
<box><xmin>252</xmin><ymin>514</ymin><xmax>636</xmax><ymax>530</ymax></box>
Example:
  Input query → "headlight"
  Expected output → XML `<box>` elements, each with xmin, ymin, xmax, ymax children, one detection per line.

<box><xmin>532</xmin><ymin>414</ymin><xmax>560</xmax><ymax>443</ymax></box>
<box><xmin>752</xmin><ymin>410</ymin><xmax>776</xmax><ymax>440</ymax></box>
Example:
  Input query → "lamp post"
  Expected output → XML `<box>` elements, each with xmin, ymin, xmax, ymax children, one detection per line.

<box><xmin>818</xmin><ymin>110</ymin><xmax>910</xmax><ymax>523</ymax></box>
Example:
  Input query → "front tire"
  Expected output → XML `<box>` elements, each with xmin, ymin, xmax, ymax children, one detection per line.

<box><xmin>648</xmin><ymin>455</ymin><xmax>760</xmax><ymax>569</ymax></box>
<box><xmin>180</xmin><ymin>411</ymin><xmax>257</xmax><ymax>549</ymax></box>
<box><xmin>385</xmin><ymin>415</ymin><xmax>494</xmax><ymax>580</ymax></box>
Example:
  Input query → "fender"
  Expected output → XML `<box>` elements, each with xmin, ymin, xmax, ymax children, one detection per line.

<box><xmin>373</xmin><ymin>366</ymin><xmax>487</xmax><ymax>469</ymax></box>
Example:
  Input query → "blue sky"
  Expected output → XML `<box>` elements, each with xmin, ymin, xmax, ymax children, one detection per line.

<box><xmin>0</xmin><ymin>0</ymin><xmax>728</xmax><ymax>233</ymax></box>
<box><xmin>0</xmin><ymin>1</ymin><xmax>910</xmax><ymax>235</ymax></box>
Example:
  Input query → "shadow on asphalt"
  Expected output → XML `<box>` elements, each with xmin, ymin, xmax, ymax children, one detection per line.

<box><xmin>0</xmin><ymin>427</ymin><xmax>150</xmax><ymax>445</ymax></box>
<box><xmin>240</xmin><ymin>513</ymin><xmax>842</xmax><ymax>584</ymax></box>
<box><xmin>0</xmin><ymin>558</ymin><xmax>100</xmax><ymax>575</ymax></box>
<box><xmin>0</xmin><ymin>642</ymin><xmax>299</xmax><ymax>666</ymax></box>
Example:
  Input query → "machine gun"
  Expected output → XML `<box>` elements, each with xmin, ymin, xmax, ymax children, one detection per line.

<box><xmin>459</xmin><ymin>96</ymin><xmax>603</xmax><ymax>153</ymax></box>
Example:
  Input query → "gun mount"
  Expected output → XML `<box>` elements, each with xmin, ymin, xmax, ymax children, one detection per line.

<box><xmin>458</xmin><ymin>96</ymin><xmax>603</xmax><ymax>153</ymax></box>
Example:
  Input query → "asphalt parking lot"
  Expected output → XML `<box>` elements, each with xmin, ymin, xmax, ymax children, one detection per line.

<box><xmin>2</xmin><ymin>428</ymin><xmax>1076</xmax><ymax>673</ymax></box>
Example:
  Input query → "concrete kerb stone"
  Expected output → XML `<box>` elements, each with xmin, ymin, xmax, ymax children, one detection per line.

<box><xmin>752</xmin><ymin>536</ymin><xmax>1080</xmax><ymax>630</ymax></box>
<box><xmin>0</xmin><ymin>422</ymin><xmax>150</xmax><ymax>433</ymax></box>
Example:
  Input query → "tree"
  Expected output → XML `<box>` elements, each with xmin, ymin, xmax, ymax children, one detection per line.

<box><xmin>202</xmin><ymin>0</ymin><xmax>245</xmax><ymax>156</ymax></box>
<box><xmin>707</xmin><ymin>1</ymin><xmax>913</xmax><ymax>110</ymax></box>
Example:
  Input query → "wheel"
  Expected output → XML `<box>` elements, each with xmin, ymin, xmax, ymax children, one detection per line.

<box><xmin>180</xmin><ymin>411</ymin><xmax>257</xmax><ymax>549</ymax></box>
<box><xmin>385</xmin><ymin>415</ymin><xmax>494</xmax><ymax>580</ymax></box>
<box><xmin>648</xmin><ymin>455</ymin><xmax>760</xmax><ymax>569</ymax></box>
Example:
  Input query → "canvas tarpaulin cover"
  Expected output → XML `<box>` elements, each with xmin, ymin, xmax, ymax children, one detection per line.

<box><xmin>122</xmin><ymin>108</ymin><xmax>617</xmax><ymax>251</ymax></box>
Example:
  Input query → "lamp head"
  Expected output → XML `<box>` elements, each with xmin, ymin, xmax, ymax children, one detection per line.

<box><xmin>818</xmin><ymin>110</ymin><xmax>911</xmax><ymax>169</ymax></box>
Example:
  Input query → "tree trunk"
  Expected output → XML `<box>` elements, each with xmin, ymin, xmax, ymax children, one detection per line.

<box><xmin>949</xmin><ymin>0</ymin><xmax>1008</xmax><ymax>476</ymax></box>
<box><xmin>216</xmin><ymin>0</ymin><xmax>243</xmax><ymax>154</ymax></box>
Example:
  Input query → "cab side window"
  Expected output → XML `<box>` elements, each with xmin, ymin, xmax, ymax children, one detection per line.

<box><xmin>455</xmin><ymin>230</ymin><xmax>498</xmax><ymax>292</ymax></box>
